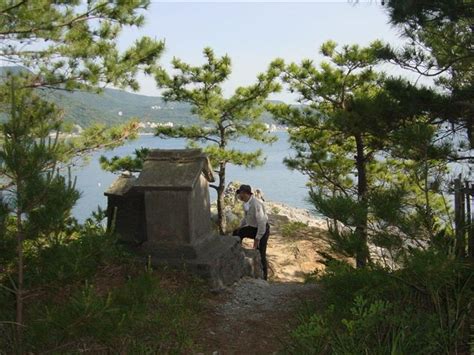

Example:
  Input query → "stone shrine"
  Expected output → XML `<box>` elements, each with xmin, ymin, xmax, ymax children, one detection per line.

<box><xmin>105</xmin><ymin>149</ymin><xmax>262</xmax><ymax>288</ymax></box>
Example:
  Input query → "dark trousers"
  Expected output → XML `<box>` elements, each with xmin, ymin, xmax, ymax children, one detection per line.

<box><xmin>232</xmin><ymin>223</ymin><xmax>270</xmax><ymax>280</ymax></box>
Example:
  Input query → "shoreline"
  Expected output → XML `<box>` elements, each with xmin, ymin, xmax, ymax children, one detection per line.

<box><xmin>50</xmin><ymin>128</ymin><xmax>289</xmax><ymax>140</ymax></box>
<box><xmin>211</xmin><ymin>198</ymin><xmax>326</xmax><ymax>228</ymax></box>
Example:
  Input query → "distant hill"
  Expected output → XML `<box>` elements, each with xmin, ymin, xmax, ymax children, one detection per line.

<box><xmin>42</xmin><ymin>88</ymin><xmax>204</xmax><ymax>127</ymax></box>
<box><xmin>46</xmin><ymin>88</ymin><xmax>280</xmax><ymax>128</ymax></box>
<box><xmin>1</xmin><ymin>66</ymin><xmax>280</xmax><ymax>128</ymax></box>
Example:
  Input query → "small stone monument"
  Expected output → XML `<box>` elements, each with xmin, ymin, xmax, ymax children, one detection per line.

<box><xmin>105</xmin><ymin>149</ymin><xmax>262</xmax><ymax>288</ymax></box>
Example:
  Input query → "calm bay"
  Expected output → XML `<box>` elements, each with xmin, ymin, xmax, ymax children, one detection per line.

<box><xmin>71</xmin><ymin>131</ymin><xmax>311</xmax><ymax>222</ymax></box>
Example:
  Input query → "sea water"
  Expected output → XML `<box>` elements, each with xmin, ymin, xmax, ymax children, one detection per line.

<box><xmin>71</xmin><ymin>131</ymin><xmax>312</xmax><ymax>222</ymax></box>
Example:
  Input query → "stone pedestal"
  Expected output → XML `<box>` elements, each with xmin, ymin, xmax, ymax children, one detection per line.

<box><xmin>144</xmin><ymin>235</ymin><xmax>246</xmax><ymax>289</ymax></box>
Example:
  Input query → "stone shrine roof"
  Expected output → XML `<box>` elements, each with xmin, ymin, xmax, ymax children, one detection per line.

<box><xmin>134</xmin><ymin>149</ymin><xmax>215</xmax><ymax>191</ymax></box>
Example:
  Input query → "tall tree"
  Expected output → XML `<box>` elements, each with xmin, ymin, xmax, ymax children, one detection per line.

<box><xmin>269</xmin><ymin>41</ymin><xmax>391</xmax><ymax>267</ymax></box>
<box><xmin>381</xmin><ymin>0</ymin><xmax>474</xmax><ymax>258</ymax></box>
<box><xmin>153</xmin><ymin>47</ymin><xmax>281</xmax><ymax>234</ymax></box>
<box><xmin>0</xmin><ymin>0</ymin><xmax>166</xmax><ymax>184</ymax></box>
<box><xmin>0</xmin><ymin>81</ymin><xmax>80</xmax><ymax>346</ymax></box>
<box><xmin>384</xmin><ymin>0</ymin><xmax>473</xmax><ymax>76</ymax></box>
<box><xmin>269</xmin><ymin>41</ymin><xmax>452</xmax><ymax>267</ymax></box>
<box><xmin>0</xmin><ymin>1</ymin><xmax>165</xmax><ymax>347</ymax></box>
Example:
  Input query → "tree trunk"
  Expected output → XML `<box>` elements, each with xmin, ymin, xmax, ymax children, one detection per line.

<box><xmin>15</xmin><ymin>208</ymin><xmax>24</xmax><ymax>351</ymax></box>
<box><xmin>217</xmin><ymin>163</ymin><xmax>227</xmax><ymax>234</ymax></box>
<box><xmin>355</xmin><ymin>133</ymin><xmax>369</xmax><ymax>268</ymax></box>
<box><xmin>454</xmin><ymin>177</ymin><xmax>466</xmax><ymax>258</ymax></box>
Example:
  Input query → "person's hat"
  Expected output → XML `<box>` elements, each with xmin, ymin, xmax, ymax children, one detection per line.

<box><xmin>236</xmin><ymin>184</ymin><xmax>252</xmax><ymax>194</ymax></box>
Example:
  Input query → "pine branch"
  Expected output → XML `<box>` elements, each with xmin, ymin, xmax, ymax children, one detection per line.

<box><xmin>0</xmin><ymin>2</ymin><xmax>109</xmax><ymax>36</ymax></box>
<box><xmin>0</xmin><ymin>0</ymin><xmax>26</xmax><ymax>15</ymax></box>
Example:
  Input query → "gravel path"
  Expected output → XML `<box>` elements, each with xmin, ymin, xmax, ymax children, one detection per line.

<box><xmin>197</xmin><ymin>278</ymin><xmax>320</xmax><ymax>354</ymax></box>
<box><xmin>197</xmin><ymin>200</ymin><xmax>327</xmax><ymax>354</ymax></box>
<box><xmin>218</xmin><ymin>278</ymin><xmax>318</xmax><ymax>315</ymax></box>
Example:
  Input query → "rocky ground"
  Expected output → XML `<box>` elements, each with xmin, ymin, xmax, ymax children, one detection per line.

<box><xmin>264</xmin><ymin>201</ymin><xmax>331</xmax><ymax>282</ymax></box>
<box><xmin>197</xmin><ymin>200</ymin><xmax>338</xmax><ymax>354</ymax></box>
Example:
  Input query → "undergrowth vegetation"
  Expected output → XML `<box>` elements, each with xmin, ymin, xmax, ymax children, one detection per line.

<box><xmin>288</xmin><ymin>251</ymin><xmax>473</xmax><ymax>354</ymax></box>
<box><xmin>0</xmin><ymin>211</ymin><xmax>206</xmax><ymax>353</ymax></box>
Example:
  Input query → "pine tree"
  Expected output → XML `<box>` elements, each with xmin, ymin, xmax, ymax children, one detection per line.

<box><xmin>0</xmin><ymin>80</ymin><xmax>81</xmax><ymax>347</ymax></box>
<box><xmin>268</xmin><ymin>41</ymin><xmax>387</xmax><ymax>267</ymax></box>
<box><xmin>269</xmin><ymin>41</ymin><xmax>455</xmax><ymax>267</ymax></box>
<box><xmin>381</xmin><ymin>0</ymin><xmax>473</xmax><ymax>258</ymax></box>
<box><xmin>151</xmin><ymin>47</ymin><xmax>281</xmax><ymax>234</ymax></box>
<box><xmin>0</xmin><ymin>1</ymin><xmax>165</xmax><ymax>347</ymax></box>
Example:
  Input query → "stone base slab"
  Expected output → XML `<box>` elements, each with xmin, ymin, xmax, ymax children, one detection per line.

<box><xmin>134</xmin><ymin>235</ymin><xmax>263</xmax><ymax>289</ymax></box>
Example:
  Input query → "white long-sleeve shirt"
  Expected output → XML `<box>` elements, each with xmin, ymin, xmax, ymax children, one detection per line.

<box><xmin>240</xmin><ymin>195</ymin><xmax>268</xmax><ymax>240</ymax></box>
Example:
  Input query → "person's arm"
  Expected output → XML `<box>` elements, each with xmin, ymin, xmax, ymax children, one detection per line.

<box><xmin>253</xmin><ymin>202</ymin><xmax>267</xmax><ymax>248</ymax></box>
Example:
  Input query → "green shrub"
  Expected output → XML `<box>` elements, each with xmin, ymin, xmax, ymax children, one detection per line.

<box><xmin>289</xmin><ymin>313</ymin><xmax>330</xmax><ymax>354</ymax></box>
<box><xmin>9</xmin><ymin>270</ymin><xmax>203</xmax><ymax>353</ymax></box>
<box><xmin>281</xmin><ymin>221</ymin><xmax>309</xmax><ymax>240</ymax></box>
<box><xmin>0</xmin><ymin>209</ymin><xmax>206</xmax><ymax>353</ymax></box>
<box><xmin>1</xmin><ymin>264</ymin><xmax>205</xmax><ymax>353</ymax></box>
<box><xmin>288</xmin><ymin>251</ymin><xmax>473</xmax><ymax>354</ymax></box>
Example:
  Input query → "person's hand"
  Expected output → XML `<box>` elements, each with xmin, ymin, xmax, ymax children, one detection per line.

<box><xmin>253</xmin><ymin>239</ymin><xmax>260</xmax><ymax>249</ymax></box>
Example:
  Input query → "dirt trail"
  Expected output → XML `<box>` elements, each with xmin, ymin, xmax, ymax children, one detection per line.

<box><xmin>196</xmin><ymin>279</ymin><xmax>320</xmax><ymax>354</ymax></box>
<box><xmin>196</xmin><ymin>203</ymin><xmax>332</xmax><ymax>354</ymax></box>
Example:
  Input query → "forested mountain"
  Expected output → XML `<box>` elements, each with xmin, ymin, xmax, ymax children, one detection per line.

<box><xmin>43</xmin><ymin>88</ymin><xmax>201</xmax><ymax>127</ymax></box>
<box><xmin>0</xmin><ymin>66</ymin><xmax>278</xmax><ymax>127</ymax></box>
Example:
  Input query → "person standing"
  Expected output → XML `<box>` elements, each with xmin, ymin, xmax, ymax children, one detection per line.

<box><xmin>232</xmin><ymin>184</ymin><xmax>270</xmax><ymax>280</ymax></box>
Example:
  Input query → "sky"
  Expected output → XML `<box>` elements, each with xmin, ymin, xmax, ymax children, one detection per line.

<box><xmin>118</xmin><ymin>1</ymin><xmax>415</xmax><ymax>103</ymax></box>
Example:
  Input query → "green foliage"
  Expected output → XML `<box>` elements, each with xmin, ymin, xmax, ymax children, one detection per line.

<box><xmin>281</xmin><ymin>221</ymin><xmax>310</xmax><ymax>240</ymax></box>
<box><xmin>24</xmin><ymin>209</ymin><xmax>126</xmax><ymax>288</ymax></box>
<box><xmin>0</xmin><ymin>1</ymin><xmax>168</xmax><ymax>348</ymax></box>
<box><xmin>153</xmin><ymin>47</ymin><xmax>280</xmax><ymax>168</ymax></box>
<box><xmin>18</xmin><ymin>272</ymin><xmax>203</xmax><ymax>353</ymax></box>
<box><xmin>66</xmin><ymin>119</ymin><xmax>141</xmax><ymax>155</ymax></box>
<box><xmin>0</xmin><ymin>208</ymin><xmax>119</xmax><ymax>292</ymax></box>
<box><xmin>0</xmin><ymin>84</ymin><xmax>139</xmax><ymax>241</ymax></box>
<box><xmin>269</xmin><ymin>41</ymin><xmax>455</xmax><ymax>268</ymax></box>
<box><xmin>290</xmin><ymin>296</ymin><xmax>431</xmax><ymax>355</ymax></box>
<box><xmin>288</xmin><ymin>250</ymin><xmax>473</xmax><ymax>354</ymax></box>
<box><xmin>269</xmin><ymin>41</ymin><xmax>400</xmax><ymax>267</ymax></box>
<box><xmin>100</xmin><ymin>147</ymin><xmax>151</xmax><ymax>173</ymax></box>
<box><xmin>384</xmin><ymin>0</ymin><xmax>473</xmax><ymax>81</ymax></box>
<box><xmin>0</xmin><ymin>1</ymin><xmax>165</xmax><ymax>93</ymax></box>
<box><xmin>0</xmin><ymin>209</ymin><xmax>204</xmax><ymax>353</ymax></box>
<box><xmin>152</xmin><ymin>47</ymin><xmax>281</xmax><ymax>233</ymax></box>
<box><xmin>311</xmin><ymin>193</ymin><xmax>367</xmax><ymax>228</ymax></box>
<box><xmin>289</xmin><ymin>313</ymin><xmax>330</xmax><ymax>354</ymax></box>
<box><xmin>383</xmin><ymin>0</ymin><xmax>474</xmax><ymax>147</ymax></box>
<box><xmin>0</xmin><ymin>81</ymin><xmax>80</xmax><ymax>234</ymax></box>
<box><xmin>0</xmin><ymin>82</ymin><xmax>142</xmax><ymax>347</ymax></box>
<box><xmin>24</xmin><ymin>171</ymin><xmax>80</xmax><ymax>241</ymax></box>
